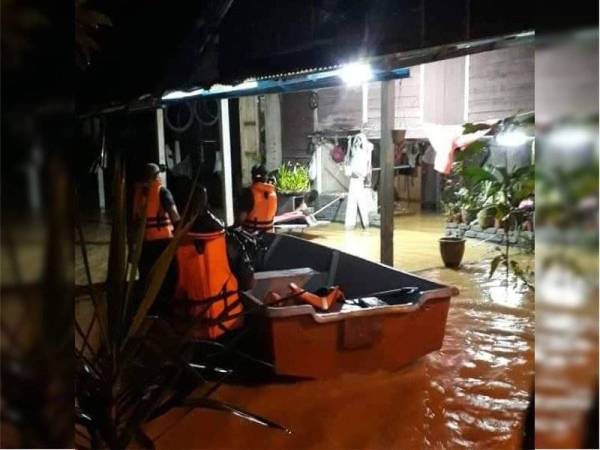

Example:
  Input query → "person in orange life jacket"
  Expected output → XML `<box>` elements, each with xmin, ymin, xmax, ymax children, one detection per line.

<box><xmin>132</xmin><ymin>163</ymin><xmax>180</xmax><ymax>307</ymax></box>
<box><xmin>236</xmin><ymin>164</ymin><xmax>277</xmax><ymax>233</ymax></box>
<box><xmin>174</xmin><ymin>186</ymin><xmax>251</xmax><ymax>341</ymax></box>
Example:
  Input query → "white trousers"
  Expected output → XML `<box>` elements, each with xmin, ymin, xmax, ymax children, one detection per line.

<box><xmin>345</xmin><ymin>176</ymin><xmax>370</xmax><ymax>229</ymax></box>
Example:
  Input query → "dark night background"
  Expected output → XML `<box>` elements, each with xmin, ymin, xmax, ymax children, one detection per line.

<box><xmin>75</xmin><ymin>0</ymin><xmax>539</xmax><ymax>110</ymax></box>
<box><xmin>3</xmin><ymin>0</ymin><xmax>598</xmax><ymax>213</ymax></box>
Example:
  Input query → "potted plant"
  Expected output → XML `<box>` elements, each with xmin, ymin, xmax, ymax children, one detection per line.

<box><xmin>442</xmin><ymin>201</ymin><xmax>461</xmax><ymax>223</ymax></box>
<box><xmin>274</xmin><ymin>162</ymin><xmax>311</xmax><ymax>214</ymax></box>
<box><xmin>456</xmin><ymin>187</ymin><xmax>479</xmax><ymax>224</ymax></box>
<box><xmin>477</xmin><ymin>205</ymin><xmax>497</xmax><ymax>229</ymax></box>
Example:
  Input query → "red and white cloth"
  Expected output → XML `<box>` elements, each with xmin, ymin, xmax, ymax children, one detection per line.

<box><xmin>423</xmin><ymin>124</ymin><xmax>489</xmax><ymax>175</ymax></box>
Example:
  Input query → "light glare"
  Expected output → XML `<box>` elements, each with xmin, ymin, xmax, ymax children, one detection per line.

<box><xmin>161</xmin><ymin>80</ymin><xmax>259</xmax><ymax>100</ymax></box>
<box><xmin>337</xmin><ymin>62</ymin><xmax>373</xmax><ymax>86</ymax></box>
<box><xmin>495</xmin><ymin>129</ymin><xmax>530</xmax><ymax>147</ymax></box>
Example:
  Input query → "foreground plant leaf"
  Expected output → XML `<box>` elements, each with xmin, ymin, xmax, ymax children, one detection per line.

<box><xmin>183</xmin><ymin>398</ymin><xmax>291</xmax><ymax>433</ymax></box>
<box><xmin>489</xmin><ymin>255</ymin><xmax>504</xmax><ymax>278</ymax></box>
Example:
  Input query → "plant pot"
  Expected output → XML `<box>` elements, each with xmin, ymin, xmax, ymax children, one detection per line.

<box><xmin>460</xmin><ymin>208</ymin><xmax>476</xmax><ymax>225</ymax></box>
<box><xmin>439</xmin><ymin>237</ymin><xmax>465</xmax><ymax>268</ymax></box>
<box><xmin>477</xmin><ymin>208</ymin><xmax>496</xmax><ymax>229</ymax></box>
<box><xmin>276</xmin><ymin>192</ymin><xmax>309</xmax><ymax>215</ymax></box>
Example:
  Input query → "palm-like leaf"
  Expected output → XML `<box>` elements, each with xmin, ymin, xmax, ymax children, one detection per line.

<box><xmin>75</xmin><ymin>153</ymin><xmax>288</xmax><ymax>448</ymax></box>
<box><xmin>183</xmin><ymin>398</ymin><xmax>291</xmax><ymax>433</ymax></box>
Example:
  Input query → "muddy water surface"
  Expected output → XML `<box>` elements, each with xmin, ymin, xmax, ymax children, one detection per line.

<box><xmin>68</xmin><ymin>213</ymin><xmax>535</xmax><ymax>448</ymax></box>
<box><xmin>149</xmin><ymin>261</ymin><xmax>534</xmax><ymax>449</ymax></box>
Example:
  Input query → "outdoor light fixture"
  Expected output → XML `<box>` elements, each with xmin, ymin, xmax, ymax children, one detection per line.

<box><xmin>336</xmin><ymin>62</ymin><xmax>373</xmax><ymax>86</ymax></box>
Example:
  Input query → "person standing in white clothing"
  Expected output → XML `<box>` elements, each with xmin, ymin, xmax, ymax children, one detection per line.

<box><xmin>344</xmin><ymin>133</ymin><xmax>373</xmax><ymax>229</ymax></box>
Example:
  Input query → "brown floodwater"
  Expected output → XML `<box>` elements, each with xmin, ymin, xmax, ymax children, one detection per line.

<box><xmin>147</xmin><ymin>259</ymin><xmax>535</xmax><ymax>449</ymax></box>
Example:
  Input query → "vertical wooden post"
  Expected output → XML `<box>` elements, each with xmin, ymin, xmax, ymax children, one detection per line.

<box><xmin>379</xmin><ymin>80</ymin><xmax>396</xmax><ymax>266</ymax></box>
<box><xmin>265</xmin><ymin>94</ymin><xmax>282</xmax><ymax>171</ymax></box>
<box><xmin>463</xmin><ymin>55</ymin><xmax>470</xmax><ymax>122</ymax></box>
<box><xmin>97</xmin><ymin>168</ymin><xmax>106</xmax><ymax>211</ymax></box>
<box><xmin>27</xmin><ymin>141</ymin><xmax>42</xmax><ymax>214</ymax></box>
<box><xmin>315</xmin><ymin>144</ymin><xmax>323</xmax><ymax>193</ymax></box>
<box><xmin>174</xmin><ymin>140</ymin><xmax>181</xmax><ymax>164</ymax></box>
<box><xmin>219</xmin><ymin>98</ymin><xmax>235</xmax><ymax>226</ymax></box>
<box><xmin>361</xmin><ymin>82</ymin><xmax>369</xmax><ymax>126</ymax></box>
<box><xmin>312</xmin><ymin>95</ymin><xmax>322</xmax><ymax>192</ymax></box>
<box><xmin>93</xmin><ymin>117</ymin><xmax>106</xmax><ymax>211</ymax></box>
<box><xmin>239</xmin><ymin>96</ymin><xmax>260</xmax><ymax>187</ymax></box>
<box><xmin>156</xmin><ymin>108</ymin><xmax>167</xmax><ymax>186</ymax></box>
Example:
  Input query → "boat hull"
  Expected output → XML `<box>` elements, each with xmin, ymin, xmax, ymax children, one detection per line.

<box><xmin>244</xmin><ymin>234</ymin><xmax>457</xmax><ymax>378</ymax></box>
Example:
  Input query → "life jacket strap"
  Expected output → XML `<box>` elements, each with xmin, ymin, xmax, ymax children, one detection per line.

<box><xmin>243</xmin><ymin>218</ymin><xmax>274</xmax><ymax>230</ymax></box>
<box><xmin>146</xmin><ymin>215</ymin><xmax>172</xmax><ymax>228</ymax></box>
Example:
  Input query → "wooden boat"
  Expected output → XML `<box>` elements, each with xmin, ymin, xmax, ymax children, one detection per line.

<box><xmin>243</xmin><ymin>233</ymin><xmax>458</xmax><ymax>379</ymax></box>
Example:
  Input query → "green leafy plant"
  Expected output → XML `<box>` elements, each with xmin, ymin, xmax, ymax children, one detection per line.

<box><xmin>488</xmin><ymin>250</ymin><xmax>535</xmax><ymax>290</ymax></box>
<box><xmin>274</xmin><ymin>163</ymin><xmax>311</xmax><ymax>194</ymax></box>
<box><xmin>463</xmin><ymin>159</ymin><xmax>535</xmax><ymax>289</ymax></box>
<box><xmin>74</xmin><ymin>155</ymin><xmax>288</xmax><ymax>449</ymax></box>
<box><xmin>442</xmin><ymin>200</ymin><xmax>461</xmax><ymax>222</ymax></box>
<box><xmin>463</xmin><ymin>165</ymin><xmax>534</xmax><ymax>223</ymax></box>
<box><xmin>477</xmin><ymin>205</ymin><xmax>497</xmax><ymax>229</ymax></box>
<box><xmin>452</xmin><ymin>112</ymin><xmax>535</xmax><ymax>289</ymax></box>
<box><xmin>441</xmin><ymin>138</ymin><xmax>491</xmax><ymax>222</ymax></box>
<box><xmin>456</xmin><ymin>186</ymin><xmax>480</xmax><ymax>212</ymax></box>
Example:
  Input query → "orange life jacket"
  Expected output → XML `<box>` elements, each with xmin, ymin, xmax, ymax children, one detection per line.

<box><xmin>288</xmin><ymin>283</ymin><xmax>344</xmax><ymax>311</ymax></box>
<box><xmin>133</xmin><ymin>179</ymin><xmax>174</xmax><ymax>241</ymax></box>
<box><xmin>174</xmin><ymin>230</ymin><xmax>243</xmax><ymax>340</ymax></box>
<box><xmin>243</xmin><ymin>182</ymin><xmax>277</xmax><ymax>232</ymax></box>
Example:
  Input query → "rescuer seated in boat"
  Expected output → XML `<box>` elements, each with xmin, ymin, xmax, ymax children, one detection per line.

<box><xmin>131</xmin><ymin>163</ymin><xmax>180</xmax><ymax>306</ymax></box>
<box><xmin>173</xmin><ymin>186</ymin><xmax>251</xmax><ymax>341</ymax></box>
<box><xmin>236</xmin><ymin>164</ymin><xmax>277</xmax><ymax>233</ymax></box>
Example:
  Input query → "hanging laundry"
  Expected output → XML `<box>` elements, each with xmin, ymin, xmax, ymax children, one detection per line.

<box><xmin>330</xmin><ymin>144</ymin><xmax>345</xmax><ymax>163</ymax></box>
<box><xmin>405</xmin><ymin>143</ymin><xmax>421</xmax><ymax>168</ymax></box>
<box><xmin>424</xmin><ymin>124</ymin><xmax>489</xmax><ymax>175</ymax></box>
<box><xmin>308</xmin><ymin>148</ymin><xmax>318</xmax><ymax>181</ymax></box>
<box><xmin>422</xmin><ymin>144</ymin><xmax>436</xmax><ymax>165</ymax></box>
<box><xmin>344</xmin><ymin>133</ymin><xmax>373</xmax><ymax>179</ymax></box>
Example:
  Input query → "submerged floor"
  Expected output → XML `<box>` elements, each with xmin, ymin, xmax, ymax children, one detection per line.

<box><xmin>147</xmin><ymin>261</ymin><xmax>534</xmax><ymax>449</ymax></box>
<box><xmin>299</xmin><ymin>213</ymin><xmax>492</xmax><ymax>272</ymax></box>
<box><xmin>66</xmin><ymin>212</ymin><xmax>537</xmax><ymax>448</ymax></box>
<box><xmin>70</xmin><ymin>212</ymin><xmax>491</xmax><ymax>284</ymax></box>
<box><xmin>145</xmin><ymin>214</ymin><xmax>535</xmax><ymax>449</ymax></box>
